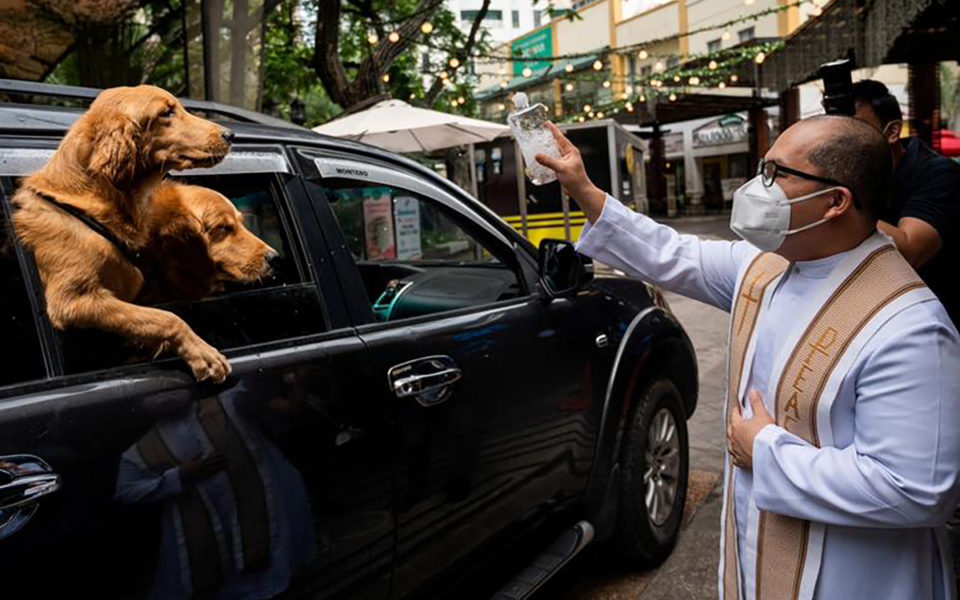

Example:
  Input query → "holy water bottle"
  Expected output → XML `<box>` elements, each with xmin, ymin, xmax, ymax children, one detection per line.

<box><xmin>507</xmin><ymin>92</ymin><xmax>562</xmax><ymax>185</ymax></box>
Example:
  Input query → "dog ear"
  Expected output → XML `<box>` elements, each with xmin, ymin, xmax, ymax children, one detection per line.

<box><xmin>88</xmin><ymin>114</ymin><xmax>140</xmax><ymax>184</ymax></box>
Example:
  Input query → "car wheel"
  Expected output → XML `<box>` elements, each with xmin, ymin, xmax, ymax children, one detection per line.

<box><xmin>613</xmin><ymin>378</ymin><xmax>688</xmax><ymax>567</ymax></box>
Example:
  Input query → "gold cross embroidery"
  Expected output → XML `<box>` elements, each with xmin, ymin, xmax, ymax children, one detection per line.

<box><xmin>736</xmin><ymin>270</ymin><xmax>765</xmax><ymax>336</ymax></box>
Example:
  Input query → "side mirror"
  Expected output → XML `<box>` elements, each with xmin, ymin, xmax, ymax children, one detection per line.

<box><xmin>538</xmin><ymin>238</ymin><xmax>593</xmax><ymax>299</ymax></box>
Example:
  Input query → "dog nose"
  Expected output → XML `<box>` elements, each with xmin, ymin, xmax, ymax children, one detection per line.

<box><xmin>221</xmin><ymin>129</ymin><xmax>235</xmax><ymax>144</ymax></box>
<box><xmin>266</xmin><ymin>249</ymin><xmax>280</xmax><ymax>264</ymax></box>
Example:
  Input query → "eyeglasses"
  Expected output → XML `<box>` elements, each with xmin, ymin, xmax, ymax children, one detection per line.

<box><xmin>757</xmin><ymin>159</ymin><xmax>860</xmax><ymax>208</ymax></box>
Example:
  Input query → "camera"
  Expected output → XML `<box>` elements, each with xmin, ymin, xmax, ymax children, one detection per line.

<box><xmin>820</xmin><ymin>59</ymin><xmax>855</xmax><ymax>116</ymax></box>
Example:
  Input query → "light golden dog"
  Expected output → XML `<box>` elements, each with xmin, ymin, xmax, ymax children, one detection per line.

<box><xmin>12</xmin><ymin>85</ymin><xmax>236</xmax><ymax>382</ymax></box>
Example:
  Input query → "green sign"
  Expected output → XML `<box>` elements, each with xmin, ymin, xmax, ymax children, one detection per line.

<box><xmin>511</xmin><ymin>28</ymin><xmax>552</xmax><ymax>77</ymax></box>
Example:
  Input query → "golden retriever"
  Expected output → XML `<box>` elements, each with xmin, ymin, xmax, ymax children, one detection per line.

<box><xmin>138</xmin><ymin>181</ymin><xmax>278</xmax><ymax>304</ymax></box>
<box><xmin>12</xmin><ymin>85</ymin><xmax>235</xmax><ymax>382</ymax></box>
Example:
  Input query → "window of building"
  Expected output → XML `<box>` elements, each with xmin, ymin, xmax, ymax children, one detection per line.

<box><xmin>0</xmin><ymin>193</ymin><xmax>46</xmax><ymax>387</ymax></box>
<box><xmin>534</xmin><ymin>10</ymin><xmax>541</xmax><ymax>27</ymax></box>
<box><xmin>319</xmin><ymin>178</ymin><xmax>522</xmax><ymax>322</ymax></box>
<box><xmin>707</xmin><ymin>38</ymin><xmax>722</xmax><ymax>53</ymax></box>
<box><xmin>461</xmin><ymin>9</ymin><xmax>503</xmax><ymax>22</ymax></box>
<box><xmin>512</xmin><ymin>10</ymin><xmax>520</xmax><ymax>28</ymax></box>
<box><xmin>738</xmin><ymin>27</ymin><xmax>755</xmax><ymax>43</ymax></box>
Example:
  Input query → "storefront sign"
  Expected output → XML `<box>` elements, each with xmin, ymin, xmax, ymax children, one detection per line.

<box><xmin>693</xmin><ymin>114</ymin><xmax>748</xmax><ymax>148</ymax></box>
<box><xmin>394</xmin><ymin>196</ymin><xmax>422</xmax><ymax>260</ymax></box>
<box><xmin>363</xmin><ymin>192</ymin><xmax>396</xmax><ymax>259</ymax></box>
<box><xmin>511</xmin><ymin>28</ymin><xmax>552</xmax><ymax>77</ymax></box>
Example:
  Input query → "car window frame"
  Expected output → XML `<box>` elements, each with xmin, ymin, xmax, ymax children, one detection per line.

<box><xmin>0</xmin><ymin>140</ymin><xmax>351</xmax><ymax>392</ymax></box>
<box><xmin>293</xmin><ymin>147</ymin><xmax>538</xmax><ymax>328</ymax></box>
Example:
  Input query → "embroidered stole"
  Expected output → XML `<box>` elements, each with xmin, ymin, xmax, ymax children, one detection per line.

<box><xmin>721</xmin><ymin>245</ymin><xmax>925</xmax><ymax>600</ymax></box>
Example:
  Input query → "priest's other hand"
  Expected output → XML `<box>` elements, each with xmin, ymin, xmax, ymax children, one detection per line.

<box><xmin>535</xmin><ymin>122</ymin><xmax>607</xmax><ymax>224</ymax></box>
<box><xmin>728</xmin><ymin>390</ymin><xmax>775</xmax><ymax>470</ymax></box>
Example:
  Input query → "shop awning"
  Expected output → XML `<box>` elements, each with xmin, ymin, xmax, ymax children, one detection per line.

<box><xmin>760</xmin><ymin>0</ymin><xmax>960</xmax><ymax>91</ymax></box>
<box><xmin>613</xmin><ymin>91</ymin><xmax>779</xmax><ymax>127</ymax></box>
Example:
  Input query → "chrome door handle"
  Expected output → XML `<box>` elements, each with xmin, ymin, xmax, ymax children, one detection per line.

<box><xmin>393</xmin><ymin>368</ymin><xmax>462</xmax><ymax>398</ymax></box>
<box><xmin>388</xmin><ymin>355</ymin><xmax>462</xmax><ymax>407</ymax></box>
<box><xmin>0</xmin><ymin>472</ymin><xmax>62</xmax><ymax>510</ymax></box>
<box><xmin>0</xmin><ymin>455</ymin><xmax>61</xmax><ymax>540</ymax></box>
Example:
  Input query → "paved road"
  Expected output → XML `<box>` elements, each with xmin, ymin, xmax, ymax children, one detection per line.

<box><xmin>532</xmin><ymin>213</ymin><xmax>737</xmax><ymax>600</ymax></box>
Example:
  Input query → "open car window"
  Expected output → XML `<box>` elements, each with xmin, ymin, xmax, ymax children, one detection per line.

<box><xmin>0</xmin><ymin>147</ymin><xmax>328</xmax><ymax>377</ymax></box>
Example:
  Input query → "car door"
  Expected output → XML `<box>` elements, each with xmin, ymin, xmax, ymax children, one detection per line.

<box><xmin>294</xmin><ymin>148</ymin><xmax>605</xmax><ymax>598</ymax></box>
<box><xmin>0</xmin><ymin>145</ymin><xmax>395</xmax><ymax>600</ymax></box>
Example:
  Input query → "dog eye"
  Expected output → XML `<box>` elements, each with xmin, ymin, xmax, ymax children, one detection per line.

<box><xmin>217</xmin><ymin>224</ymin><xmax>234</xmax><ymax>235</ymax></box>
<box><xmin>159</xmin><ymin>107</ymin><xmax>176</xmax><ymax>119</ymax></box>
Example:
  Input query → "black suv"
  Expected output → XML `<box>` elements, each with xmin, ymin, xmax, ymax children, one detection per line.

<box><xmin>0</xmin><ymin>81</ymin><xmax>698</xmax><ymax>600</ymax></box>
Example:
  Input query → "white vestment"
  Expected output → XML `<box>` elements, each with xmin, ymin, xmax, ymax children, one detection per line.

<box><xmin>576</xmin><ymin>195</ymin><xmax>960</xmax><ymax>600</ymax></box>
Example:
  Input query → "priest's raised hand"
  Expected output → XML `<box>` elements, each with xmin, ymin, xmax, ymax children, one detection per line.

<box><xmin>727</xmin><ymin>390</ymin><xmax>775</xmax><ymax>470</ymax></box>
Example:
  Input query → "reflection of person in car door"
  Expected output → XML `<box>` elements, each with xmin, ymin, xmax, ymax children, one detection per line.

<box><xmin>114</xmin><ymin>380</ymin><xmax>315</xmax><ymax>600</ymax></box>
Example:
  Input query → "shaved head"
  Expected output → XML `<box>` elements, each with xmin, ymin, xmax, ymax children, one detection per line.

<box><xmin>799</xmin><ymin>115</ymin><xmax>893</xmax><ymax>220</ymax></box>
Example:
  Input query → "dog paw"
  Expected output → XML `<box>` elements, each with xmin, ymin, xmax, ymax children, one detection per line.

<box><xmin>182</xmin><ymin>338</ymin><xmax>231</xmax><ymax>383</ymax></box>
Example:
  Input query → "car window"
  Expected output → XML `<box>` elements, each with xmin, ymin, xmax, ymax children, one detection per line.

<box><xmin>0</xmin><ymin>197</ymin><xmax>46</xmax><ymax>387</ymax></box>
<box><xmin>50</xmin><ymin>170</ymin><xmax>327</xmax><ymax>375</ymax></box>
<box><xmin>319</xmin><ymin>176</ymin><xmax>522</xmax><ymax>322</ymax></box>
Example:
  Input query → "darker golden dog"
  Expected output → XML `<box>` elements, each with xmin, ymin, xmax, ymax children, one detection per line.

<box><xmin>12</xmin><ymin>85</ymin><xmax>236</xmax><ymax>382</ymax></box>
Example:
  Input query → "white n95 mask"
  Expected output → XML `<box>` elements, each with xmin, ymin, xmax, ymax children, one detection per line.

<box><xmin>730</xmin><ymin>175</ymin><xmax>839</xmax><ymax>251</ymax></box>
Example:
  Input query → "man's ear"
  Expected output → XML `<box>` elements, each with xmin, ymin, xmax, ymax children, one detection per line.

<box><xmin>884</xmin><ymin>120</ymin><xmax>903</xmax><ymax>145</ymax></box>
<box><xmin>826</xmin><ymin>188</ymin><xmax>855</xmax><ymax>218</ymax></box>
<box><xmin>87</xmin><ymin>114</ymin><xmax>140</xmax><ymax>184</ymax></box>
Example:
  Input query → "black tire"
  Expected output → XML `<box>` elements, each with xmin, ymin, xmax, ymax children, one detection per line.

<box><xmin>612</xmin><ymin>378</ymin><xmax>689</xmax><ymax>567</ymax></box>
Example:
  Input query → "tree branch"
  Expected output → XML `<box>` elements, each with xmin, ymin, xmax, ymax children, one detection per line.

<box><xmin>423</xmin><ymin>0</ymin><xmax>491</xmax><ymax>106</ymax></box>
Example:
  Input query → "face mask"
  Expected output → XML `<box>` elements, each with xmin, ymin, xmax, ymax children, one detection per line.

<box><xmin>730</xmin><ymin>175</ymin><xmax>838</xmax><ymax>251</ymax></box>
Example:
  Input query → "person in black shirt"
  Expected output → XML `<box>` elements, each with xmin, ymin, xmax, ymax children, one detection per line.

<box><xmin>850</xmin><ymin>80</ymin><xmax>960</xmax><ymax>325</ymax></box>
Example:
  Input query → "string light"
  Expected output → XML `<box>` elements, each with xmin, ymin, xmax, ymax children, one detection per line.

<box><xmin>565</xmin><ymin>64</ymin><xmax>574</xmax><ymax>73</ymax></box>
<box><xmin>367</xmin><ymin>33</ymin><xmax>378</xmax><ymax>44</ymax></box>
<box><xmin>722</xmin><ymin>30</ymin><xmax>732</xmax><ymax>41</ymax></box>
<box><xmin>754</xmin><ymin>51</ymin><xmax>766</xmax><ymax>64</ymax></box>
<box><xmin>451</xmin><ymin>100</ymin><xmax>458</xmax><ymax>107</ymax></box>
<box><xmin>388</xmin><ymin>31</ymin><xmax>400</xmax><ymax>43</ymax></box>
<box><xmin>730</xmin><ymin>74</ymin><xmax>739</xmax><ymax>82</ymax></box>
<box><xmin>625</xmin><ymin>85</ymin><xmax>633</xmax><ymax>94</ymax></box>
<box><xmin>449</xmin><ymin>58</ymin><xmax>460</xmax><ymax>68</ymax></box>
<box><xmin>654</xmin><ymin>61</ymin><xmax>665</xmax><ymax>72</ymax></box>
<box><xmin>718</xmin><ymin>81</ymin><xmax>727</xmax><ymax>89</ymax></box>
<box><xmin>593</xmin><ymin>60</ymin><xmax>603</xmax><ymax>71</ymax></box>
<box><xmin>565</xmin><ymin>82</ymin><xmax>574</xmax><ymax>91</ymax></box>
<box><xmin>578</xmin><ymin>116</ymin><xmax>585</xmax><ymax>122</ymax></box>
<box><xmin>382</xmin><ymin>73</ymin><xmax>390</xmax><ymax>82</ymax></box>
<box><xmin>440</xmin><ymin>70</ymin><xmax>449</xmax><ymax>79</ymax></box>
<box><xmin>673</xmin><ymin>75</ymin><xmax>681</xmax><ymax>82</ymax></box>
<box><xmin>420</xmin><ymin>22</ymin><xmax>433</xmax><ymax>34</ymax></box>
<box><xmin>583</xmin><ymin>104</ymin><xmax>592</xmax><ymax>112</ymax></box>
<box><xmin>596</xmin><ymin>111</ymin><xmax>605</xmax><ymax>119</ymax></box>
<box><xmin>669</xmin><ymin>93</ymin><xmax>677</xmax><ymax>101</ymax></box>
<box><xmin>457</xmin><ymin>96</ymin><xmax>466</xmax><ymax>105</ymax></box>
<box><xmin>811</xmin><ymin>6</ymin><xmax>822</xmax><ymax>15</ymax></box>
<box><xmin>709</xmin><ymin>60</ymin><xmax>718</xmax><ymax>70</ymax></box>
<box><xmin>621</xmin><ymin>92</ymin><xmax>629</xmax><ymax>99</ymax></box>
<box><xmin>639</xmin><ymin>94</ymin><xmax>646</xmax><ymax>102</ymax></box>
<box><xmin>588</xmin><ymin>111</ymin><xmax>595</xmax><ymax>118</ymax></box>
<box><xmin>626</xmin><ymin>102</ymin><xmax>634</xmax><ymax>112</ymax></box>
<box><xmin>689</xmin><ymin>76</ymin><xmax>700</xmax><ymax>85</ymax></box>
<box><xmin>603</xmin><ymin>80</ymin><xmax>611</xmax><ymax>88</ymax></box>
<box><xmin>409</xmin><ymin>92</ymin><xmax>416</xmax><ymax>100</ymax></box>
<box><xmin>497</xmin><ymin>103</ymin><xmax>506</xmax><ymax>110</ymax></box>
<box><xmin>639</xmin><ymin>49</ymin><xmax>648</xmax><ymax>60</ymax></box>
<box><xmin>500</xmin><ymin>80</ymin><xmax>508</xmax><ymax>88</ymax></box>
<box><xmin>522</xmin><ymin>66</ymin><xmax>533</xmax><ymax>77</ymax></box>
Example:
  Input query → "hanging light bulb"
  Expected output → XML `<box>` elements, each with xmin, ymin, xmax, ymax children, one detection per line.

<box><xmin>639</xmin><ymin>49</ymin><xmax>648</xmax><ymax>60</ymax></box>
<box><xmin>449</xmin><ymin>57</ymin><xmax>460</xmax><ymax>68</ymax></box>
<box><xmin>654</xmin><ymin>61</ymin><xmax>665</xmax><ymax>72</ymax></box>
<box><xmin>565</xmin><ymin>63</ymin><xmax>574</xmax><ymax>73</ymax></box>
<box><xmin>388</xmin><ymin>31</ymin><xmax>400</xmax><ymax>43</ymax></box>
<box><xmin>718</xmin><ymin>82</ymin><xmax>727</xmax><ymax>89</ymax></box>
<box><xmin>596</xmin><ymin>111</ymin><xmax>605</xmax><ymax>119</ymax></box>
<box><xmin>440</xmin><ymin>71</ymin><xmax>449</xmax><ymax>79</ymax></box>
<box><xmin>626</xmin><ymin>102</ymin><xmax>634</xmax><ymax>112</ymax></box>
<box><xmin>754</xmin><ymin>52</ymin><xmax>766</xmax><ymax>64</ymax></box>
<box><xmin>811</xmin><ymin>6</ymin><xmax>823</xmax><ymax>16</ymax></box>
<box><xmin>420</xmin><ymin>22</ymin><xmax>434</xmax><ymax>34</ymax></box>
<box><xmin>565</xmin><ymin>82</ymin><xmax>574</xmax><ymax>91</ymax></box>
<box><xmin>593</xmin><ymin>60</ymin><xmax>604</xmax><ymax>71</ymax></box>
<box><xmin>583</xmin><ymin>104</ymin><xmax>592</xmax><ymax>113</ymax></box>
<box><xmin>709</xmin><ymin>60</ymin><xmax>718</xmax><ymax>70</ymax></box>
<box><xmin>639</xmin><ymin>94</ymin><xmax>646</xmax><ymax>102</ymax></box>
<box><xmin>603</xmin><ymin>80</ymin><xmax>611</xmax><ymax>88</ymax></box>
<box><xmin>625</xmin><ymin>85</ymin><xmax>633</xmax><ymax>94</ymax></box>
<box><xmin>621</xmin><ymin>92</ymin><xmax>629</xmax><ymax>99</ymax></box>
<box><xmin>578</xmin><ymin>116</ymin><xmax>585</xmax><ymax>122</ymax></box>
<box><xmin>497</xmin><ymin>103</ymin><xmax>506</xmax><ymax>111</ymax></box>
<box><xmin>409</xmin><ymin>92</ymin><xmax>416</xmax><ymax>100</ymax></box>
<box><xmin>722</xmin><ymin>30</ymin><xmax>731</xmax><ymax>41</ymax></box>
<box><xmin>382</xmin><ymin>73</ymin><xmax>390</xmax><ymax>83</ymax></box>
<box><xmin>451</xmin><ymin>100</ymin><xmax>459</xmax><ymax>108</ymax></box>
<box><xmin>689</xmin><ymin>76</ymin><xmax>700</xmax><ymax>85</ymax></box>
<box><xmin>522</xmin><ymin>66</ymin><xmax>533</xmax><ymax>77</ymax></box>
<box><xmin>669</xmin><ymin>93</ymin><xmax>677</xmax><ymax>101</ymax></box>
<box><xmin>367</xmin><ymin>33</ymin><xmax>378</xmax><ymax>44</ymax></box>
<box><xmin>457</xmin><ymin>96</ymin><xmax>466</xmax><ymax>105</ymax></box>
<box><xmin>730</xmin><ymin>74</ymin><xmax>739</xmax><ymax>82</ymax></box>
<box><xmin>673</xmin><ymin>75</ymin><xmax>681</xmax><ymax>82</ymax></box>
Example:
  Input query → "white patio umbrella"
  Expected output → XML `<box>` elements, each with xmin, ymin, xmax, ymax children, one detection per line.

<box><xmin>312</xmin><ymin>99</ymin><xmax>509</xmax><ymax>153</ymax></box>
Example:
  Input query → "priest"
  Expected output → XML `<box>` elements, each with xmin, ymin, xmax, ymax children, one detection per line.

<box><xmin>535</xmin><ymin>116</ymin><xmax>960</xmax><ymax>600</ymax></box>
